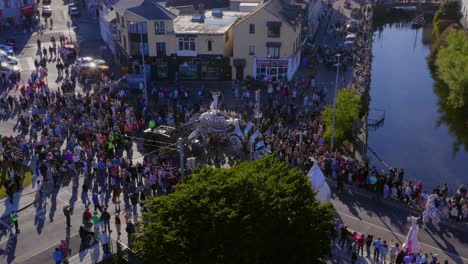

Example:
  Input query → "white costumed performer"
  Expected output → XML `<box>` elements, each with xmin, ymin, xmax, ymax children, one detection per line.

<box><xmin>403</xmin><ymin>216</ymin><xmax>422</xmax><ymax>254</ymax></box>
<box><xmin>307</xmin><ymin>159</ymin><xmax>331</xmax><ymax>202</ymax></box>
<box><xmin>422</xmin><ymin>194</ymin><xmax>441</xmax><ymax>231</ymax></box>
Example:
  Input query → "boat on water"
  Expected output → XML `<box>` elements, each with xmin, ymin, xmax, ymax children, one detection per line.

<box><xmin>411</xmin><ymin>15</ymin><xmax>424</xmax><ymax>27</ymax></box>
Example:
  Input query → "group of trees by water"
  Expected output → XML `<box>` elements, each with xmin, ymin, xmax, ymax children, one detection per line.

<box><xmin>432</xmin><ymin>0</ymin><xmax>462</xmax><ymax>38</ymax></box>
<box><xmin>428</xmin><ymin>0</ymin><xmax>468</xmax><ymax>154</ymax></box>
<box><xmin>434</xmin><ymin>30</ymin><xmax>468</xmax><ymax>109</ymax></box>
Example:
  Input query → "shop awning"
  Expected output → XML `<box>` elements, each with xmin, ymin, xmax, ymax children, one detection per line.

<box><xmin>266</xmin><ymin>42</ymin><xmax>282</xmax><ymax>47</ymax></box>
<box><xmin>233</xmin><ymin>59</ymin><xmax>246</xmax><ymax>67</ymax></box>
<box><xmin>20</xmin><ymin>4</ymin><xmax>36</xmax><ymax>15</ymax></box>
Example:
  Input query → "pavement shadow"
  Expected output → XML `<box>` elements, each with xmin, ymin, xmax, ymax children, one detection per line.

<box><xmin>425</xmin><ymin>227</ymin><xmax>465</xmax><ymax>264</ymax></box>
<box><xmin>331</xmin><ymin>183</ymin><xmax>415</xmax><ymax>234</ymax></box>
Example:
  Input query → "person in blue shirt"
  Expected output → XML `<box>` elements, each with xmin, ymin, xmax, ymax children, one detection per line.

<box><xmin>52</xmin><ymin>247</ymin><xmax>62</xmax><ymax>264</ymax></box>
<box><xmin>373</xmin><ymin>237</ymin><xmax>382</xmax><ymax>262</ymax></box>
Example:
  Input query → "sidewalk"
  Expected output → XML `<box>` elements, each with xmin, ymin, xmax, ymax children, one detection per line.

<box><xmin>330</xmin><ymin>183</ymin><xmax>468</xmax><ymax>264</ymax></box>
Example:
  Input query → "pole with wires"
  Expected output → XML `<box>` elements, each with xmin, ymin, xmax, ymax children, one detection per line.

<box><xmin>330</xmin><ymin>54</ymin><xmax>341</xmax><ymax>154</ymax></box>
<box><xmin>178</xmin><ymin>138</ymin><xmax>185</xmax><ymax>182</ymax></box>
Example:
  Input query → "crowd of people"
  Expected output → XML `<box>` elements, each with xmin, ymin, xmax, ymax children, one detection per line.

<box><xmin>335</xmin><ymin>224</ymin><xmax>449</xmax><ymax>264</ymax></box>
<box><xmin>0</xmin><ymin>2</ymin><xmax>465</xmax><ymax>264</ymax></box>
<box><xmin>0</xmin><ymin>30</ymin><xmax>187</xmax><ymax>262</ymax></box>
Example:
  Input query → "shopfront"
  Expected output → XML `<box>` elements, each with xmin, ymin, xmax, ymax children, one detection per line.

<box><xmin>175</xmin><ymin>55</ymin><xmax>228</xmax><ymax>80</ymax></box>
<box><xmin>20</xmin><ymin>4</ymin><xmax>36</xmax><ymax>27</ymax></box>
<box><xmin>255</xmin><ymin>59</ymin><xmax>289</xmax><ymax>81</ymax></box>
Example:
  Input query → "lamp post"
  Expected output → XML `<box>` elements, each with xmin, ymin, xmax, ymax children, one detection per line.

<box><xmin>330</xmin><ymin>54</ymin><xmax>341</xmax><ymax>154</ymax></box>
<box><xmin>130</xmin><ymin>21</ymin><xmax>148</xmax><ymax>108</ymax></box>
<box><xmin>267</xmin><ymin>55</ymin><xmax>272</xmax><ymax>79</ymax></box>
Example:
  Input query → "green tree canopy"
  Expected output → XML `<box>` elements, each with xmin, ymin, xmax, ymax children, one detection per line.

<box><xmin>322</xmin><ymin>89</ymin><xmax>362</xmax><ymax>146</ymax></box>
<box><xmin>435</xmin><ymin>30</ymin><xmax>468</xmax><ymax>109</ymax></box>
<box><xmin>434</xmin><ymin>0</ymin><xmax>462</xmax><ymax>21</ymax></box>
<box><xmin>432</xmin><ymin>0</ymin><xmax>462</xmax><ymax>38</ymax></box>
<box><xmin>135</xmin><ymin>155</ymin><xmax>334</xmax><ymax>264</ymax></box>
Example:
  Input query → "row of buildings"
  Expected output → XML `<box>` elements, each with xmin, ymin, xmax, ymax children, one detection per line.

<box><xmin>98</xmin><ymin>0</ymin><xmax>323</xmax><ymax>82</ymax></box>
<box><xmin>0</xmin><ymin>0</ymin><xmax>37</xmax><ymax>29</ymax></box>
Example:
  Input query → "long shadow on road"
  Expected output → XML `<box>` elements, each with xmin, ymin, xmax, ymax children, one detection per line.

<box><xmin>331</xmin><ymin>184</ymin><xmax>468</xmax><ymax>263</ymax></box>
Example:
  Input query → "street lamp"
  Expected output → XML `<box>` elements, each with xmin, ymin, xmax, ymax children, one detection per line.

<box><xmin>130</xmin><ymin>21</ymin><xmax>148</xmax><ymax>108</ymax></box>
<box><xmin>329</xmin><ymin>53</ymin><xmax>341</xmax><ymax>154</ymax></box>
<box><xmin>267</xmin><ymin>55</ymin><xmax>272</xmax><ymax>79</ymax></box>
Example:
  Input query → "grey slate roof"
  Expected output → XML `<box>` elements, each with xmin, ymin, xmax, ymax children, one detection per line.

<box><xmin>113</xmin><ymin>0</ymin><xmax>177</xmax><ymax>20</ymax></box>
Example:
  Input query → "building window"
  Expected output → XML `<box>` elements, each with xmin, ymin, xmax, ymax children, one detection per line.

<box><xmin>207</xmin><ymin>40</ymin><xmax>213</xmax><ymax>51</ymax></box>
<box><xmin>123</xmin><ymin>36</ymin><xmax>127</xmax><ymax>49</ymax></box>
<box><xmin>267</xmin><ymin>47</ymin><xmax>280</xmax><ymax>58</ymax></box>
<box><xmin>156</xmin><ymin>42</ymin><xmax>166</xmax><ymax>56</ymax></box>
<box><xmin>128</xmin><ymin>22</ymin><xmax>147</xmax><ymax>34</ymax></box>
<box><xmin>267</xmin><ymin>24</ymin><xmax>281</xmax><ymax>37</ymax></box>
<box><xmin>154</xmin><ymin>21</ymin><xmax>165</xmax><ymax>34</ymax></box>
<box><xmin>178</xmin><ymin>37</ymin><xmax>196</xmax><ymax>51</ymax></box>
<box><xmin>249</xmin><ymin>24</ymin><xmax>255</xmax><ymax>34</ymax></box>
<box><xmin>249</xmin><ymin>45</ymin><xmax>255</xmax><ymax>55</ymax></box>
<box><xmin>130</xmin><ymin>42</ymin><xmax>149</xmax><ymax>56</ymax></box>
<box><xmin>256</xmin><ymin>63</ymin><xmax>288</xmax><ymax>81</ymax></box>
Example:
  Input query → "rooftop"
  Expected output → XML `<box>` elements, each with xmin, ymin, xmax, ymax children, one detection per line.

<box><xmin>173</xmin><ymin>11</ymin><xmax>245</xmax><ymax>34</ymax></box>
<box><xmin>113</xmin><ymin>0</ymin><xmax>177</xmax><ymax>20</ymax></box>
<box><xmin>243</xmin><ymin>0</ymin><xmax>302</xmax><ymax>27</ymax></box>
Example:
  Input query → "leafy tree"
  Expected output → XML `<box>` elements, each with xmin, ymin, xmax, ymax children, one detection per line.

<box><xmin>322</xmin><ymin>89</ymin><xmax>362</xmax><ymax>146</ymax></box>
<box><xmin>135</xmin><ymin>155</ymin><xmax>334</xmax><ymax>264</ymax></box>
<box><xmin>435</xmin><ymin>30</ymin><xmax>468</xmax><ymax>109</ymax></box>
<box><xmin>432</xmin><ymin>0</ymin><xmax>462</xmax><ymax>38</ymax></box>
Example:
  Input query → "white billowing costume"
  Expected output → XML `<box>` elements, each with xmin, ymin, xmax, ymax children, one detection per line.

<box><xmin>403</xmin><ymin>216</ymin><xmax>422</xmax><ymax>254</ymax></box>
<box><xmin>308</xmin><ymin>160</ymin><xmax>331</xmax><ymax>202</ymax></box>
<box><xmin>422</xmin><ymin>194</ymin><xmax>441</xmax><ymax>231</ymax></box>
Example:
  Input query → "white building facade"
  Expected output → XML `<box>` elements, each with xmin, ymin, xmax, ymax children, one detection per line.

<box><xmin>99</xmin><ymin>0</ymin><xmax>118</xmax><ymax>60</ymax></box>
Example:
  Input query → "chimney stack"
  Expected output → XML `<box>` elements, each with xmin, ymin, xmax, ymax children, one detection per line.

<box><xmin>198</xmin><ymin>3</ymin><xmax>205</xmax><ymax>16</ymax></box>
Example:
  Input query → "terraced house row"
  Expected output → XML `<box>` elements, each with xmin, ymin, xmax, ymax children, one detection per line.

<box><xmin>99</xmin><ymin>0</ymin><xmax>322</xmax><ymax>81</ymax></box>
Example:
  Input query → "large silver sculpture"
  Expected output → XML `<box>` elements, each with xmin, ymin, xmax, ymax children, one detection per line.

<box><xmin>187</xmin><ymin>92</ymin><xmax>268</xmax><ymax>161</ymax></box>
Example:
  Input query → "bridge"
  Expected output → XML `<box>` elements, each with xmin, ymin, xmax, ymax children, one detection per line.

<box><xmin>375</xmin><ymin>0</ymin><xmax>441</xmax><ymax>14</ymax></box>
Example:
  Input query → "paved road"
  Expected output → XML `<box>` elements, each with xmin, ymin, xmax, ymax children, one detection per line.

<box><xmin>0</xmin><ymin>1</ymin><xmax>136</xmax><ymax>263</ymax></box>
<box><xmin>0</xmin><ymin>0</ymin><xmax>104</xmax><ymax>137</ymax></box>
<box><xmin>330</xmin><ymin>183</ymin><xmax>468</xmax><ymax>264</ymax></box>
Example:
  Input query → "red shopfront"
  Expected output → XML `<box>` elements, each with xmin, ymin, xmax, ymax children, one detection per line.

<box><xmin>20</xmin><ymin>4</ymin><xmax>36</xmax><ymax>27</ymax></box>
<box><xmin>255</xmin><ymin>59</ymin><xmax>289</xmax><ymax>81</ymax></box>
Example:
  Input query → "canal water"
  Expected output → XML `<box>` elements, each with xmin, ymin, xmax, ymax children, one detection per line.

<box><xmin>368</xmin><ymin>22</ymin><xmax>468</xmax><ymax>190</ymax></box>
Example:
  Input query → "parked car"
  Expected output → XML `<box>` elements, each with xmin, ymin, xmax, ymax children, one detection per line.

<box><xmin>344</xmin><ymin>33</ymin><xmax>356</xmax><ymax>46</ymax></box>
<box><xmin>0</xmin><ymin>50</ymin><xmax>19</xmax><ymax>66</ymax></box>
<box><xmin>42</xmin><ymin>5</ymin><xmax>52</xmax><ymax>16</ymax></box>
<box><xmin>68</xmin><ymin>1</ymin><xmax>79</xmax><ymax>11</ymax></box>
<box><xmin>0</xmin><ymin>45</ymin><xmax>14</xmax><ymax>56</ymax></box>
<box><xmin>74</xmin><ymin>57</ymin><xmax>95</xmax><ymax>67</ymax></box>
<box><xmin>346</xmin><ymin>20</ymin><xmax>358</xmax><ymax>33</ymax></box>
<box><xmin>0</xmin><ymin>62</ymin><xmax>21</xmax><ymax>79</ymax></box>
<box><xmin>69</xmin><ymin>7</ymin><xmax>80</xmax><ymax>16</ymax></box>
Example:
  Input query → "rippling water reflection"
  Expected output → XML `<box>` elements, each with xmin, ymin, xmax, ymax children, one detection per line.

<box><xmin>368</xmin><ymin>23</ymin><xmax>468</xmax><ymax>189</ymax></box>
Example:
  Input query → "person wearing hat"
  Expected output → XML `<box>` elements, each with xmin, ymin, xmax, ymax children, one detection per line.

<box><xmin>10</xmin><ymin>210</ymin><xmax>20</xmax><ymax>233</ymax></box>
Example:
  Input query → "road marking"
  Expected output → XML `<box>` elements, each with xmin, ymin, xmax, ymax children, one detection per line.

<box><xmin>55</xmin><ymin>193</ymin><xmax>71</xmax><ymax>206</ymax></box>
<box><xmin>15</xmin><ymin>231</ymin><xmax>79</xmax><ymax>263</ymax></box>
<box><xmin>336</xmin><ymin>210</ymin><xmax>468</xmax><ymax>261</ymax></box>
